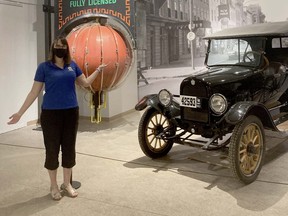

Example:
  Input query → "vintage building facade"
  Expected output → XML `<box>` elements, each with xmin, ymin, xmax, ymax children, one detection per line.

<box><xmin>136</xmin><ymin>0</ymin><xmax>211</xmax><ymax>68</ymax></box>
<box><xmin>136</xmin><ymin>0</ymin><xmax>265</xmax><ymax>69</ymax></box>
<box><xmin>136</xmin><ymin>0</ymin><xmax>191</xmax><ymax>68</ymax></box>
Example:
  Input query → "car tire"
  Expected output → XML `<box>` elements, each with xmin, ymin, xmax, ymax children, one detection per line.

<box><xmin>138</xmin><ymin>108</ymin><xmax>175</xmax><ymax>159</ymax></box>
<box><xmin>229</xmin><ymin>115</ymin><xmax>265</xmax><ymax>184</ymax></box>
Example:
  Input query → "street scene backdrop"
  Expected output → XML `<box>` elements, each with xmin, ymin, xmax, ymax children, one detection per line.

<box><xmin>137</xmin><ymin>0</ymin><xmax>288</xmax><ymax>99</ymax></box>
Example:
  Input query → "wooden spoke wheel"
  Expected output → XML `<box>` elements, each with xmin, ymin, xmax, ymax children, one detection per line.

<box><xmin>229</xmin><ymin>115</ymin><xmax>265</xmax><ymax>184</ymax></box>
<box><xmin>138</xmin><ymin>108</ymin><xmax>175</xmax><ymax>158</ymax></box>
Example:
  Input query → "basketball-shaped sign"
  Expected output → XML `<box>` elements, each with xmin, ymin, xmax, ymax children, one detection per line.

<box><xmin>66</xmin><ymin>22</ymin><xmax>132</xmax><ymax>92</ymax></box>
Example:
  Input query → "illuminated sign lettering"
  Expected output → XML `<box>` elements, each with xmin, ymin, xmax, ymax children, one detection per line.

<box><xmin>55</xmin><ymin>0</ymin><xmax>134</xmax><ymax>36</ymax></box>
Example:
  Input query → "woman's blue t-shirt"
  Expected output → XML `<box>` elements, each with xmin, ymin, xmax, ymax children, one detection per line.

<box><xmin>34</xmin><ymin>61</ymin><xmax>82</xmax><ymax>110</ymax></box>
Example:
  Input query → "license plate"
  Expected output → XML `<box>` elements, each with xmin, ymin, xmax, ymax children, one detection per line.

<box><xmin>180</xmin><ymin>95</ymin><xmax>200</xmax><ymax>108</ymax></box>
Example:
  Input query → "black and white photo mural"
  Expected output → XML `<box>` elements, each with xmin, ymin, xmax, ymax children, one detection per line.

<box><xmin>136</xmin><ymin>0</ymin><xmax>288</xmax><ymax>99</ymax></box>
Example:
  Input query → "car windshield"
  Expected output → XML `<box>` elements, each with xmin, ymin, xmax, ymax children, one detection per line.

<box><xmin>206</xmin><ymin>37</ymin><xmax>266</xmax><ymax>67</ymax></box>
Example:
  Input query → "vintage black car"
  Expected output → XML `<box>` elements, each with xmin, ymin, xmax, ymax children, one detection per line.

<box><xmin>135</xmin><ymin>21</ymin><xmax>288</xmax><ymax>184</ymax></box>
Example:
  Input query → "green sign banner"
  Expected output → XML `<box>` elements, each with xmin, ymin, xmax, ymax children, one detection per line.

<box><xmin>55</xmin><ymin>0</ymin><xmax>135</xmax><ymax>36</ymax></box>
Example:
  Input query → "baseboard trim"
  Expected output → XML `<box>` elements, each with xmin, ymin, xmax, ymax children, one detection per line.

<box><xmin>79</xmin><ymin>109</ymin><xmax>137</xmax><ymax>122</ymax></box>
<box><xmin>27</xmin><ymin>119</ymin><xmax>38</xmax><ymax>126</ymax></box>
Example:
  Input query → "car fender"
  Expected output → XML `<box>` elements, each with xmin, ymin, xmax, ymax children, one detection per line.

<box><xmin>135</xmin><ymin>94</ymin><xmax>180</xmax><ymax>117</ymax></box>
<box><xmin>224</xmin><ymin>101</ymin><xmax>278</xmax><ymax>130</ymax></box>
<box><xmin>135</xmin><ymin>94</ymin><xmax>158</xmax><ymax>111</ymax></box>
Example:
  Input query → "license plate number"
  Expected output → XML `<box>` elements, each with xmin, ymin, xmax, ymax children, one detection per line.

<box><xmin>180</xmin><ymin>95</ymin><xmax>200</xmax><ymax>108</ymax></box>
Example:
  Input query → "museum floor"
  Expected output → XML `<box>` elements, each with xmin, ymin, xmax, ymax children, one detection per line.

<box><xmin>1</xmin><ymin>111</ymin><xmax>288</xmax><ymax>216</ymax></box>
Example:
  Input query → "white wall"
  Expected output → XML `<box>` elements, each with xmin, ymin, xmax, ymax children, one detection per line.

<box><xmin>102</xmin><ymin>59</ymin><xmax>138</xmax><ymax>118</ymax></box>
<box><xmin>0</xmin><ymin>0</ymin><xmax>45</xmax><ymax>134</ymax></box>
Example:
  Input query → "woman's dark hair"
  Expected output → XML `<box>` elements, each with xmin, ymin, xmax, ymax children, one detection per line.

<box><xmin>48</xmin><ymin>36</ymin><xmax>72</xmax><ymax>64</ymax></box>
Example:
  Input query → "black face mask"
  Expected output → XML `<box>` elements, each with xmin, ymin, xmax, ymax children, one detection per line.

<box><xmin>54</xmin><ymin>48</ymin><xmax>67</xmax><ymax>58</ymax></box>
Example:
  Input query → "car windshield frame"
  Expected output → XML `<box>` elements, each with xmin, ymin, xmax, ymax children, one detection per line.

<box><xmin>205</xmin><ymin>37</ymin><xmax>267</xmax><ymax>67</ymax></box>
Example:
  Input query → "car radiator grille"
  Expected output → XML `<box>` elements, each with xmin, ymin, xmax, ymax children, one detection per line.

<box><xmin>180</xmin><ymin>79</ymin><xmax>209</xmax><ymax>123</ymax></box>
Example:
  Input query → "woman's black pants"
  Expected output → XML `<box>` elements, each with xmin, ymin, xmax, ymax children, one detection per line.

<box><xmin>40</xmin><ymin>107</ymin><xmax>79</xmax><ymax>170</ymax></box>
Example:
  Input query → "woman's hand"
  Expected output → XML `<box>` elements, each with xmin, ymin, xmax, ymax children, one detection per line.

<box><xmin>97</xmin><ymin>63</ymin><xmax>108</xmax><ymax>71</ymax></box>
<box><xmin>76</xmin><ymin>63</ymin><xmax>108</xmax><ymax>87</ymax></box>
<box><xmin>7</xmin><ymin>81</ymin><xmax>43</xmax><ymax>125</ymax></box>
<box><xmin>7</xmin><ymin>113</ymin><xmax>21</xmax><ymax>125</ymax></box>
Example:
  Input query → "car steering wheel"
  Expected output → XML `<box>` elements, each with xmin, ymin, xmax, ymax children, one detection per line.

<box><xmin>243</xmin><ymin>51</ymin><xmax>269</xmax><ymax>69</ymax></box>
<box><xmin>243</xmin><ymin>51</ymin><xmax>261</xmax><ymax>62</ymax></box>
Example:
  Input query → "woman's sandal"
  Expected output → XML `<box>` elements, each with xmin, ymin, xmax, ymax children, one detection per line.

<box><xmin>60</xmin><ymin>183</ymin><xmax>78</xmax><ymax>198</ymax></box>
<box><xmin>50</xmin><ymin>186</ymin><xmax>62</xmax><ymax>201</ymax></box>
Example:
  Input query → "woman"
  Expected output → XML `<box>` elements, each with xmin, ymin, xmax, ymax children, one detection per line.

<box><xmin>7</xmin><ymin>36</ymin><xmax>106</xmax><ymax>200</ymax></box>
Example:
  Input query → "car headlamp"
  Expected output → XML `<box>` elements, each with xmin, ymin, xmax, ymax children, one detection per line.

<box><xmin>209</xmin><ymin>93</ymin><xmax>227</xmax><ymax>115</ymax></box>
<box><xmin>158</xmin><ymin>89</ymin><xmax>172</xmax><ymax>107</ymax></box>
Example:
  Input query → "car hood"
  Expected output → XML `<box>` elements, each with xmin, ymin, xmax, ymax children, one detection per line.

<box><xmin>193</xmin><ymin>66</ymin><xmax>256</xmax><ymax>86</ymax></box>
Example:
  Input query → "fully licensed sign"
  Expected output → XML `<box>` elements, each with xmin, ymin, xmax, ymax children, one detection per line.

<box><xmin>55</xmin><ymin>0</ymin><xmax>135</xmax><ymax>36</ymax></box>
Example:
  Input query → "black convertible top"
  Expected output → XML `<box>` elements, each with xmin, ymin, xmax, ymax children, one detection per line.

<box><xmin>205</xmin><ymin>21</ymin><xmax>288</xmax><ymax>39</ymax></box>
